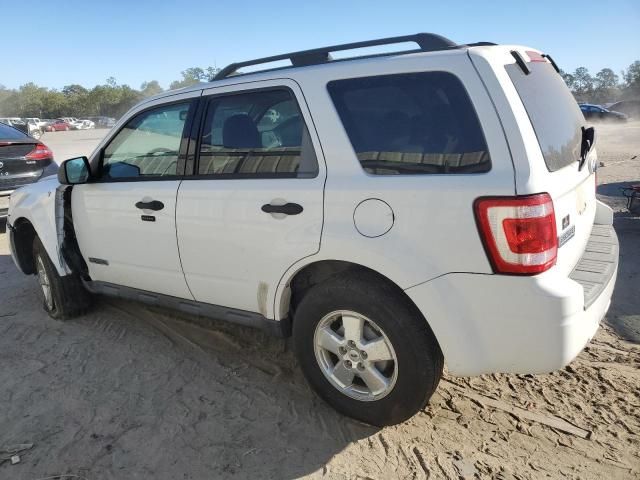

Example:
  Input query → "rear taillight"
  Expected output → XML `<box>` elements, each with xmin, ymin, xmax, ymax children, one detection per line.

<box><xmin>474</xmin><ymin>194</ymin><xmax>557</xmax><ymax>275</ymax></box>
<box><xmin>25</xmin><ymin>143</ymin><xmax>53</xmax><ymax>161</ymax></box>
<box><xmin>525</xmin><ymin>50</ymin><xmax>547</xmax><ymax>62</ymax></box>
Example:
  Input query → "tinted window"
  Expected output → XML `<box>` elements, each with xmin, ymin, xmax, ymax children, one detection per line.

<box><xmin>198</xmin><ymin>89</ymin><xmax>318</xmax><ymax>178</ymax></box>
<box><xmin>506</xmin><ymin>61</ymin><xmax>584</xmax><ymax>172</ymax></box>
<box><xmin>0</xmin><ymin>122</ymin><xmax>28</xmax><ymax>139</ymax></box>
<box><xmin>103</xmin><ymin>102</ymin><xmax>190</xmax><ymax>179</ymax></box>
<box><xmin>327</xmin><ymin>72</ymin><xmax>491</xmax><ymax>175</ymax></box>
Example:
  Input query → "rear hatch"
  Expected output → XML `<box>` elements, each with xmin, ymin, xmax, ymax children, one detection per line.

<box><xmin>502</xmin><ymin>50</ymin><xmax>596</xmax><ymax>276</ymax></box>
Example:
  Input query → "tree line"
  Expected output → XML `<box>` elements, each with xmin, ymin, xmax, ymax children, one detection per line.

<box><xmin>560</xmin><ymin>60</ymin><xmax>639</xmax><ymax>104</ymax></box>
<box><xmin>1</xmin><ymin>61</ymin><xmax>639</xmax><ymax>120</ymax></box>
<box><xmin>0</xmin><ymin>67</ymin><xmax>219</xmax><ymax>120</ymax></box>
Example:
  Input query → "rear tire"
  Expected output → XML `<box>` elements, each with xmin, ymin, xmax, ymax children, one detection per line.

<box><xmin>293</xmin><ymin>270</ymin><xmax>443</xmax><ymax>426</ymax></box>
<box><xmin>33</xmin><ymin>236</ymin><xmax>91</xmax><ymax>319</ymax></box>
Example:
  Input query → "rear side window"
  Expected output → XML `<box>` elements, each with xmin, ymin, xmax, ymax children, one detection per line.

<box><xmin>506</xmin><ymin>61</ymin><xmax>584</xmax><ymax>172</ymax></box>
<box><xmin>197</xmin><ymin>89</ymin><xmax>318</xmax><ymax>178</ymax></box>
<box><xmin>327</xmin><ymin>72</ymin><xmax>491</xmax><ymax>175</ymax></box>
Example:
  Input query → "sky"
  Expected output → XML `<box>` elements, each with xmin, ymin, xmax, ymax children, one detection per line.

<box><xmin>2</xmin><ymin>0</ymin><xmax>639</xmax><ymax>90</ymax></box>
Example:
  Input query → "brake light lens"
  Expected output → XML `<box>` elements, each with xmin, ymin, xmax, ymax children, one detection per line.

<box><xmin>525</xmin><ymin>50</ymin><xmax>546</xmax><ymax>62</ymax></box>
<box><xmin>25</xmin><ymin>143</ymin><xmax>53</xmax><ymax>161</ymax></box>
<box><xmin>474</xmin><ymin>194</ymin><xmax>557</xmax><ymax>275</ymax></box>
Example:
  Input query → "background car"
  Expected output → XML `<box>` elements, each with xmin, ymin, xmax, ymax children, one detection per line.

<box><xmin>0</xmin><ymin>118</ymin><xmax>29</xmax><ymax>135</ymax></box>
<box><xmin>86</xmin><ymin>116</ymin><xmax>116</xmax><ymax>128</ymax></box>
<box><xmin>606</xmin><ymin>99</ymin><xmax>640</xmax><ymax>119</ymax></box>
<box><xmin>24</xmin><ymin>119</ymin><xmax>43</xmax><ymax>139</ymax></box>
<box><xmin>0</xmin><ymin>122</ymin><xmax>56</xmax><ymax>217</ymax></box>
<box><xmin>45</xmin><ymin>119</ymin><xmax>72</xmax><ymax>132</ymax></box>
<box><xmin>24</xmin><ymin>117</ymin><xmax>48</xmax><ymax>131</ymax></box>
<box><xmin>70</xmin><ymin>119</ymin><xmax>95</xmax><ymax>130</ymax></box>
<box><xmin>579</xmin><ymin>103</ymin><xmax>628</xmax><ymax>122</ymax></box>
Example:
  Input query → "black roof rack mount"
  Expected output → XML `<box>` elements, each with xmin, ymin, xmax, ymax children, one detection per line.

<box><xmin>214</xmin><ymin>33</ymin><xmax>459</xmax><ymax>80</ymax></box>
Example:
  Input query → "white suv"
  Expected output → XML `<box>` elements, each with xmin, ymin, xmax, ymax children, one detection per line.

<box><xmin>6</xmin><ymin>34</ymin><xmax>618</xmax><ymax>426</ymax></box>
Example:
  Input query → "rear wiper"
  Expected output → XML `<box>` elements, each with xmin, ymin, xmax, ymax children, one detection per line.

<box><xmin>578</xmin><ymin>126</ymin><xmax>595</xmax><ymax>171</ymax></box>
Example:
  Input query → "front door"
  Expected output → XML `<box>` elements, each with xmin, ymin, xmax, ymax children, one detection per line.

<box><xmin>176</xmin><ymin>81</ymin><xmax>325</xmax><ymax>316</ymax></box>
<box><xmin>73</xmin><ymin>99</ymin><xmax>197</xmax><ymax>299</ymax></box>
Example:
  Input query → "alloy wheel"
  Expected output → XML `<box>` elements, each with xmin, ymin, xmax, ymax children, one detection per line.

<box><xmin>313</xmin><ymin>310</ymin><xmax>398</xmax><ymax>401</ymax></box>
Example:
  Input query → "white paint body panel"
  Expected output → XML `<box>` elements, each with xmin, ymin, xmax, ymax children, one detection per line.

<box><xmin>7</xmin><ymin>177</ymin><xmax>66</xmax><ymax>274</ymax></box>
<box><xmin>176</xmin><ymin>79</ymin><xmax>325</xmax><ymax>315</ymax></box>
<box><xmin>72</xmin><ymin>181</ymin><xmax>192</xmax><ymax>298</ymax></box>
<box><xmin>271</xmin><ymin>51</ymin><xmax>514</xmax><ymax>318</ymax></box>
<box><xmin>8</xmin><ymin>44</ymin><xmax>618</xmax><ymax>378</ymax></box>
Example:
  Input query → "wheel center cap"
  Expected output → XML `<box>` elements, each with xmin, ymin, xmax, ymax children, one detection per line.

<box><xmin>348</xmin><ymin>350</ymin><xmax>360</xmax><ymax>361</ymax></box>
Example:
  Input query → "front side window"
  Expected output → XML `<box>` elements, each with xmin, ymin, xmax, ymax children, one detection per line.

<box><xmin>328</xmin><ymin>72</ymin><xmax>491</xmax><ymax>175</ymax></box>
<box><xmin>102</xmin><ymin>102</ymin><xmax>190</xmax><ymax>179</ymax></box>
<box><xmin>197</xmin><ymin>89</ymin><xmax>318</xmax><ymax>178</ymax></box>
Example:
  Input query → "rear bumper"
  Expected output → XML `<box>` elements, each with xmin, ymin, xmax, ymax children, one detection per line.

<box><xmin>405</xmin><ymin>224</ymin><xmax>619</xmax><ymax>376</ymax></box>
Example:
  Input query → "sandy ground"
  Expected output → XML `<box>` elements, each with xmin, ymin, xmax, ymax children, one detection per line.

<box><xmin>0</xmin><ymin>124</ymin><xmax>639</xmax><ymax>479</ymax></box>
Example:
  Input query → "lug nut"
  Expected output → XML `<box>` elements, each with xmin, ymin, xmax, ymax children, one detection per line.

<box><xmin>361</xmin><ymin>351</ymin><xmax>368</xmax><ymax>359</ymax></box>
<box><xmin>348</xmin><ymin>340</ymin><xmax>356</xmax><ymax>347</ymax></box>
<box><xmin>344</xmin><ymin>360</ymin><xmax>352</xmax><ymax>368</ymax></box>
<box><xmin>357</xmin><ymin>362</ymin><xmax>365</xmax><ymax>371</ymax></box>
<box><xmin>339</xmin><ymin>346</ymin><xmax>347</xmax><ymax>355</ymax></box>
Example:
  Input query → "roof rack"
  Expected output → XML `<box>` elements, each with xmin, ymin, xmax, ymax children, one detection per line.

<box><xmin>214</xmin><ymin>33</ymin><xmax>461</xmax><ymax>80</ymax></box>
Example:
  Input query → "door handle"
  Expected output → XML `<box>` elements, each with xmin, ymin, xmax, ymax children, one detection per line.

<box><xmin>261</xmin><ymin>203</ymin><xmax>303</xmax><ymax>215</ymax></box>
<box><xmin>135</xmin><ymin>200</ymin><xmax>164</xmax><ymax>211</ymax></box>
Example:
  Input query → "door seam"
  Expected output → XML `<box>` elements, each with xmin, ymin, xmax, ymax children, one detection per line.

<box><xmin>174</xmin><ymin>178</ymin><xmax>197</xmax><ymax>301</ymax></box>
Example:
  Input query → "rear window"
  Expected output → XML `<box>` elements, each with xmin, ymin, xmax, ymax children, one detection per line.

<box><xmin>0</xmin><ymin>122</ymin><xmax>28</xmax><ymax>139</ymax></box>
<box><xmin>327</xmin><ymin>72</ymin><xmax>491</xmax><ymax>175</ymax></box>
<box><xmin>506</xmin><ymin>61</ymin><xmax>584</xmax><ymax>172</ymax></box>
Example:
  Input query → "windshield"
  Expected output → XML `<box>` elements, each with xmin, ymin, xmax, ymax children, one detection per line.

<box><xmin>506</xmin><ymin>61</ymin><xmax>585</xmax><ymax>172</ymax></box>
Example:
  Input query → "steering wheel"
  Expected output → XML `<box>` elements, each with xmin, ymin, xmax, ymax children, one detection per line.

<box><xmin>148</xmin><ymin>147</ymin><xmax>174</xmax><ymax>156</ymax></box>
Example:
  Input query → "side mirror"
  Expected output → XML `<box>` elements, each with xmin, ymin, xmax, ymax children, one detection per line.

<box><xmin>58</xmin><ymin>156</ymin><xmax>91</xmax><ymax>185</ymax></box>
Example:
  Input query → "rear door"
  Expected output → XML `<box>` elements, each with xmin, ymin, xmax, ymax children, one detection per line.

<box><xmin>176</xmin><ymin>80</ymin><xmax>325</xmax><ymax>317</ymax></box>
<box><xmin>72</xmin><ymin>97</ymin><xmax>198</xmax><ymax>298</ymax></box>
<box><xmin>495</xmin><ymin>50</ymin><xmax>596</xmax><ymax>275</ymax></box>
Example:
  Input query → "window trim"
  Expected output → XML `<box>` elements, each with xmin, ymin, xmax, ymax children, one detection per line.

<box><xmin>189</xmin><ymin>85</ymin><xmax>319</xmax><ymax>180</ymax></box>
<box><xmin>326</xmin><ymin>70</ymin><xmax>493</xmax><ymax>177</ymax></box>
<box><xmin>92</xmin><ymin>98</ymin><xmax>197</xmax><ymax>184</ymax></box>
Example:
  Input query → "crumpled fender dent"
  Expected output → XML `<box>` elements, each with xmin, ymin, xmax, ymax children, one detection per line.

<box><xmin>8</xmin><ymin>177</ymin><xmax>71</xmax><ymax>276</ymax></box>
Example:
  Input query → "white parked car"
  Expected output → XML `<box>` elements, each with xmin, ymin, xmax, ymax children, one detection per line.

<box><xmin>6</xmin><ymin>34</ymin><xmax>618</xmax><ymax>426</ymax></box>
<box><xmin>74</xmin><ymin>119</ymin><xmax>95</xmax><ymax>130</ymax></box>
<box><xmin>24</xmin><ymin>117</ymin><xmax>48</xmax><ymax>131</ymax></box>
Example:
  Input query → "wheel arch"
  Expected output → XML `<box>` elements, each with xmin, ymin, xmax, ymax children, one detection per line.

<box><xmin>275</xmin><ymin>259</ymin><xmax>442</xmax><ymax>351</ymax></box>
<box><xmin>11</xmin><ymin>217</ymin><xmax>38</xmax><ymax>274</ymax></box>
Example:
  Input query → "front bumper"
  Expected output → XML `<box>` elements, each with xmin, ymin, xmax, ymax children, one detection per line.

<box><xmin>405</xmin><ymin>224</ymin><xmax>619</xmax><ymax>376</ymax></box>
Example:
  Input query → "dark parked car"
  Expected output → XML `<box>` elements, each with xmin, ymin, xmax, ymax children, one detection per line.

<box><xmin>0</xmin><ymin>122</ymin><xmax>56</xmax><ymax>217</ymax></box>
<box><xmin>606</xmin><ymin>100</ymin><xmax>640</xmax><ymax>119</ymax></box>
<box><xmin>579</xmin><ymin>103</ymin><xmax>628</xmax><ymax>122</ymax></box>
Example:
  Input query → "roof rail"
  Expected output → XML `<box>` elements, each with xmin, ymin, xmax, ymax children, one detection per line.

<box><xmin>214</xmin><ymin>33</ymin><xmax>459</xmax><ymax>80</ymax></box>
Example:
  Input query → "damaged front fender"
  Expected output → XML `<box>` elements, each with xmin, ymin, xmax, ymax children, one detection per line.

<box><xmin>7</xmin><ymin>177</ymin><xmax>81</xmax><ymax>277</ymax></box>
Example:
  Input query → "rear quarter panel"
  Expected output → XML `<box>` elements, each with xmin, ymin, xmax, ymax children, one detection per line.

<box><xmin>273</xmin><ymin>51</ymin><xmax>516</xmax><ymax>319</ymax></box>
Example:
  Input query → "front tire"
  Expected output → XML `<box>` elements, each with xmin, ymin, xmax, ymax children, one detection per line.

<box><xmin>293</xmin><ymin>270</ymin><xmax>443</xmax><ymax>426</ymax></box>
<box><xmin>33</xmin><ymin>237</ymin><xmax>91</xmax><ymax>319</ymax></box>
